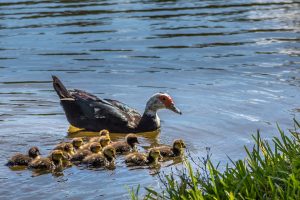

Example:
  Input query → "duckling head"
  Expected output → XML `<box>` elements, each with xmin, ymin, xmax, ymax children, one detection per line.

<box><xmin>173</xmin><ymin>139</ymin><xmax>186</xmax><ymax>155</ymax></box>
<box><xmin>125</xmin><ymin>134</ymin><xmax>139</xmax><ymax>149</ymax></box>
<box><xmin>72</xmin><ymin>138</ymin><xmax>83</xmax><ymax>149</ymax></box>
<box><xmin>99</xmin><ymin>136</ymin><xmax>111</xmax><ymax>148</ymax></box>
<box><xmin>180</xmin><ymin>140</ymin><xmax>186</xmax><ymax>148</ymax></box>
<box><xmin>103</xmin><ymin>145</ymin><xmax>116</xmax><ymax>162</ymax></box>
<box><xmin>148</xmin><ymin>149</ymin><xmax>162</xmax><ymax>164</ymax></box>
<box><xmin>51</xmin><ymin>150</ymin><xmax>64</xmax><ymax>163</ymax></box>
<box><xmin>99</xmin><ymin>129</ymin><xmax>110</xmax><ymax>140</ymax></box>
<box><xmin>90</xmin><ymin>142</ymin><xmax>102</xmax><ymax>153</ymax></box>
<box><xmin>28</xmin><ymin>146</ymin><xmax>41</xmax><ymax>159</ymax></box>
<box><xmin>64</xmin><ymin>143</ymin><xmax>75</xmax><ymax>155</ymax></box>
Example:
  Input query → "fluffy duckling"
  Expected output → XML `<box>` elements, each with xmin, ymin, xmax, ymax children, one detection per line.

<box><xmin>125</xmin><ymin>149</ymin><xmax>162</xmax><ymax>166</ymax></box>
<box><xmin>89</xmin><ymin>129</ymin><xmax>110</xmax><ymax>142</ymax></box>
<box><xmin>82</xmin><ymin>136</ymin><xmax>110</xmax><ymax>150</ymax></box>
<box><xmin>54</xmin><ymin>142</ymin><xmax>75</xmax><ymax>159</ymax></box>
<box><xmin>150</xmin><ymin>139</ymin><xmax>186</xmax><ymax>158</ymax></box>
<box><xmin>111</xmin><ymin>134</ymin><xmax>139</xmax><ymax>154</ymax></box>
<box><xmin>6</xmin><ymin>147</ymin><xmax>41</xmax><ymax>167</ymax></box>
<box><xmin>72</xmin><ymin>137</ymin><xmax>83</xmax><ymax>151</ymax></box>
<box><xmin>28</xmin><ymin>150</ymin><xmax>64</xmax><ymax>171</ymax></box>
<box><xmin>82</xmin><ymin>145</ymin><xmax>116</xmax><ymax>167</ymax></box>
<box><xmin>71</xmin><ymin>142</ymin><xmax>101</xmax><ymax>162</ymax></box>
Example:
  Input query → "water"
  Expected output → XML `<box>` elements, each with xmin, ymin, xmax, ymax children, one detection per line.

<box><xmin>0</xmin><ymin>0</ymin><xmax>299</xmax><ymax>199</ymax></box>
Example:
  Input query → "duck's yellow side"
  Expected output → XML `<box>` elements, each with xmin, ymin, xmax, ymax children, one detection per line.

<box><xmin>67</xmin><ymin>125</ymin><xmax>160</xmax><ymax>139</ymax></box>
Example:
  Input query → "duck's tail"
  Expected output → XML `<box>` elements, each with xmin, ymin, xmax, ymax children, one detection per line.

<box><xmin>52</xmin><ymin>75</ymin><xmax>72</xmax><ymax>99</ymax></box>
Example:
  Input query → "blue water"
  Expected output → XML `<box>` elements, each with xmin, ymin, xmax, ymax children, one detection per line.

<box><xmin>0</xmin><ymin>0</ymin><xmax>299</xmax><ymax>199</ymax></box>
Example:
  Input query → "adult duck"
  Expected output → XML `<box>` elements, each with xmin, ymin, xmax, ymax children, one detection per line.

<box><xmin>52</xmin><ymin>76</ymin><xmax>181</xmax><ymax>133</ymax></box>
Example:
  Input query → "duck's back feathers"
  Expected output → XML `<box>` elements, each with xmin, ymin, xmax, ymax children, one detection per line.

<box><xmin>60</xmin><ymin>88</ymin><xmax>141</xmax><ymax>132</ymax></box>
<box><xmin>104</xmin><ymin>99</ymin><xmax>141</xmax><ymax>126</ymax></box>
<box><xmin>125</xmin><ymin>152</ymin><xmax>147</xmax><ymax>166</ymax></box>
<box><xmin>80</xmin><ymin>142</ymin><xmax>92</xmax><ymax>150</ymax></box>
<box><xmin>89</xmin><ymin>137</ymin><xmax>101</xmax><ymax>143</ymax></box>
<box><xmin>111</xmin><ymin>141</ymin><xmax>131</xmax><ymax>154</ymax></box>
<box><xmin>6</xmin><ymin>154</ymin><xmax>31</xmax><ymax>167</ymax></box>
<box><xmin>151</xmin><ymin>146</ymin><xmax>175</xmax><ymax>157</ymax></box>
<box><xmin>82</xmin><ymin>153</ymin><xmax>106</xmax><ymax>167</ymax></box>
<box><xmin>71</xmin><ymin>150</ymin><xmax>92</xmax><ymax>162</ymax></box>
<box><xmin>28</xmin><ymin>158</ymin><xmax>53</xmax><ymax>170</ymax></box>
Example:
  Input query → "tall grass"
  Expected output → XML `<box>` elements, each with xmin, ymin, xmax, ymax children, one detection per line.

<box><xmin>131</xmin><ymin>119</ymin><xmax>300</xmax><ymax>199</ymax></box>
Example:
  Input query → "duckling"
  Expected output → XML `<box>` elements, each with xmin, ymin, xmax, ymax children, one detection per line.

<box><xmin>71</xmin><ymin>142</ymin><xmax>101</xmax><ymax>162</ymax></box>
<box><xmin>125</xmin><ymin>149</ymin><xmax>161</xmax><ymax>166</ymax></box>
<box><xmin>6</xmin><ymin>146</ymin><xmax>40</xmax><ymax>167</ymax></box>
<box><xmin>111</xmin><ymin>134</ymin><xmax>139</xmax><ymax>154</ymax></box>
<box><xmin>54</xmin><ymin>142</ymin><xmax>75</xmax><ymax>159</ymax></box>
<box><xmin>82</xmin><ymin>145</ymin><xmax>116</xmax><ymax>167</ymax></box>
<box><xmin>72</xmin><ymin>137</ymin><xmax>83</xmax><ymax>151</ymax></box>
<box><xmin>150</xmin><ymin>139</ymin><xmax>186</xmax><ymax>158</ymax></box>
<box><xmin>89</xmin><ymin>129</ymin><xmax>110</xmax><ymax>142</ymax></box>
<box><xmin>28</xmin><ymin>150</ymin><xmax>64</xmax><ymax>171</ymax></box>
<box><xmin>82</xmin><ymin>136</ymin><xmax>110</xmax><ymax>150</ymax></box>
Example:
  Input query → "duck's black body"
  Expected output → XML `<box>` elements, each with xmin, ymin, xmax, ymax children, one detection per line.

<box><xmin>52</xmin><ymin>76</ymin><xmax>160</xmax><ymax>133</ymax></box>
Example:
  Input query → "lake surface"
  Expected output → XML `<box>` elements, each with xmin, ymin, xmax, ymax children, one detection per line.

<box><xmin>0</xmin><ymin>0</ymin><xmax>299</xmax><ymax>199</ymax></box>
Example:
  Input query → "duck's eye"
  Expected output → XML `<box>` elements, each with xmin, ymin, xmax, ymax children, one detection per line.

<box><xmin>162</xmin><ymin>97</ymin><xmax>166</xmax><ymax>101</ymax></box>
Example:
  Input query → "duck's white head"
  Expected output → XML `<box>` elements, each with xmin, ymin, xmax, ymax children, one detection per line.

<box><xmin>145</xmin><ymin>93</ymin><xmax>182</xmax><ymax>116</ymax></box>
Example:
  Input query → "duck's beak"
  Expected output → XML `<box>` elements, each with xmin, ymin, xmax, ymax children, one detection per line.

<box><xmin>168</xmin><ymin>103</ymin><xmax>182</xmax><ymax>115</ymax></box>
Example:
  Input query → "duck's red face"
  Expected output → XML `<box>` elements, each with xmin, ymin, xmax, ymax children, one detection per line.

<box><xmin>158</xmin><ymin>94</ymin><xmax>182</xmax><ymax>115</ymax></box>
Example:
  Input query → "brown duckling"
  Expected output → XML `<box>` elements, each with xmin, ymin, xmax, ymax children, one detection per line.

<box><xmin>82</xmin><ymin>136</ymin><xmax>110</xmax><ymax>150</ymax></box>
<box><xmin>111</xmin><ymin>134</ymin><xmax>139</xmax><ymax>154</ymax></box>
<box><xmin>89</xmin><ymin>129</ymin><xmax>110</xmax><ymax>142</ymax></box>
<box><xmin>54</xmin><ymin>142</ymin><xmax>75</xmax><ymax>159</ymax></box>
<box><xmin>150</xmin><ymin>139</ymin><xmax>186</xmax><ymax>158</ymax></box>
<box><xmin>72</xmin><ymin>137</ymin><xmax>83</xmax><ymax>151</ymax></box>
<box><xmin>28</xmin><ymin>150</ymin><xmax>65</xmax><ymax>171</ymax></box>
<box><xmin>71</xmin><ymin>142</ymin><xmax>101</xmax><ymax>162</ymax></box>
<box><xmin>6</xmin><ymin>147</ymin><xmax>41</xmax><ymax>167</ymax></box>
<box><xmin>82</xmin><ymin>145</ymin><xmax>116</xmax><ymax>167</ymax></box>
<box><xmin>125</xmin><ymin>149</ymin><xmax>161</xmax><ymax>166</ymax></box>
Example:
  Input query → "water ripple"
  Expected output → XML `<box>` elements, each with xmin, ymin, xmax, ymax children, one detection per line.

<box><xmin>0</xmin><ymin>0</ymin><xmax>299</xmax><ymax>199</ymax></box>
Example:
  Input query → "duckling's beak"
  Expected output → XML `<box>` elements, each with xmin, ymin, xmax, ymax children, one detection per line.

<box><xmin>168</xmin><ymin>103</ymin><xmax>182</xmax><ymax>115</ymax></box>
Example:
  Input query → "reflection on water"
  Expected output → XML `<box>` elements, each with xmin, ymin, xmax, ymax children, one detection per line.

<box><xmin>0</xmin><ymin>0</ymin><xmax>300</xmax><ymax>199</ymax></box>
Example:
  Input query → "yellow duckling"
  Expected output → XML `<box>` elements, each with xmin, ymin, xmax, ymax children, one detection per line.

<box><xmin>6</xmin><ymin>147</ymin><xmax>41</xmax><ymax>167</ymax></box>
<box><xmin>150</xmin><ymin>139</ymin><xmax>186</xmax><ymax>158</ymax></box>
<box><xmin>54</xmin><ymin>142</ymin><xmax>75</xmax><ymax>159</ymax></box>
<box><xmin>82</xmin><ymin>145</ymin><xmax>116</xmax><ymax>167</ymax></box>
<box><xmin>72</xmin><ymin>137</ymin><xmax>83</xmax><ymax>151</ymax></box>
<box><xmin>125</xmin><ymin>149</ymin><xmax>162</xmax><ymax>166</ymax></box>
<box><xmin>71</xmin><ymin>142</ymin><xmax>101</xmax><ymax>162</ymax></box>
<box><xmin>89</xmin><ymin>129</ymin><xmax>110</xmax><ymax>142</ymax></box>
<box><xmin>28</xmin><ymin>150</ymin><xmax>65</xmax><ymax>171</ymax></box>
<box><xmin>81</xmin><ymin>136</ymin><xmax>110</xmax><ymax>150</ymax></box>
<box><xmin>111</xmin><ymin>134</ymin><xmax>139</xmax><ymax>154</ymax></box>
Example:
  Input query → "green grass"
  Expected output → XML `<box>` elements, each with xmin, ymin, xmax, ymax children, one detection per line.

<box><xmin>131</xmin><ymin>119</ymin><xmax>300</xmax><ymax>200</ymax></box>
